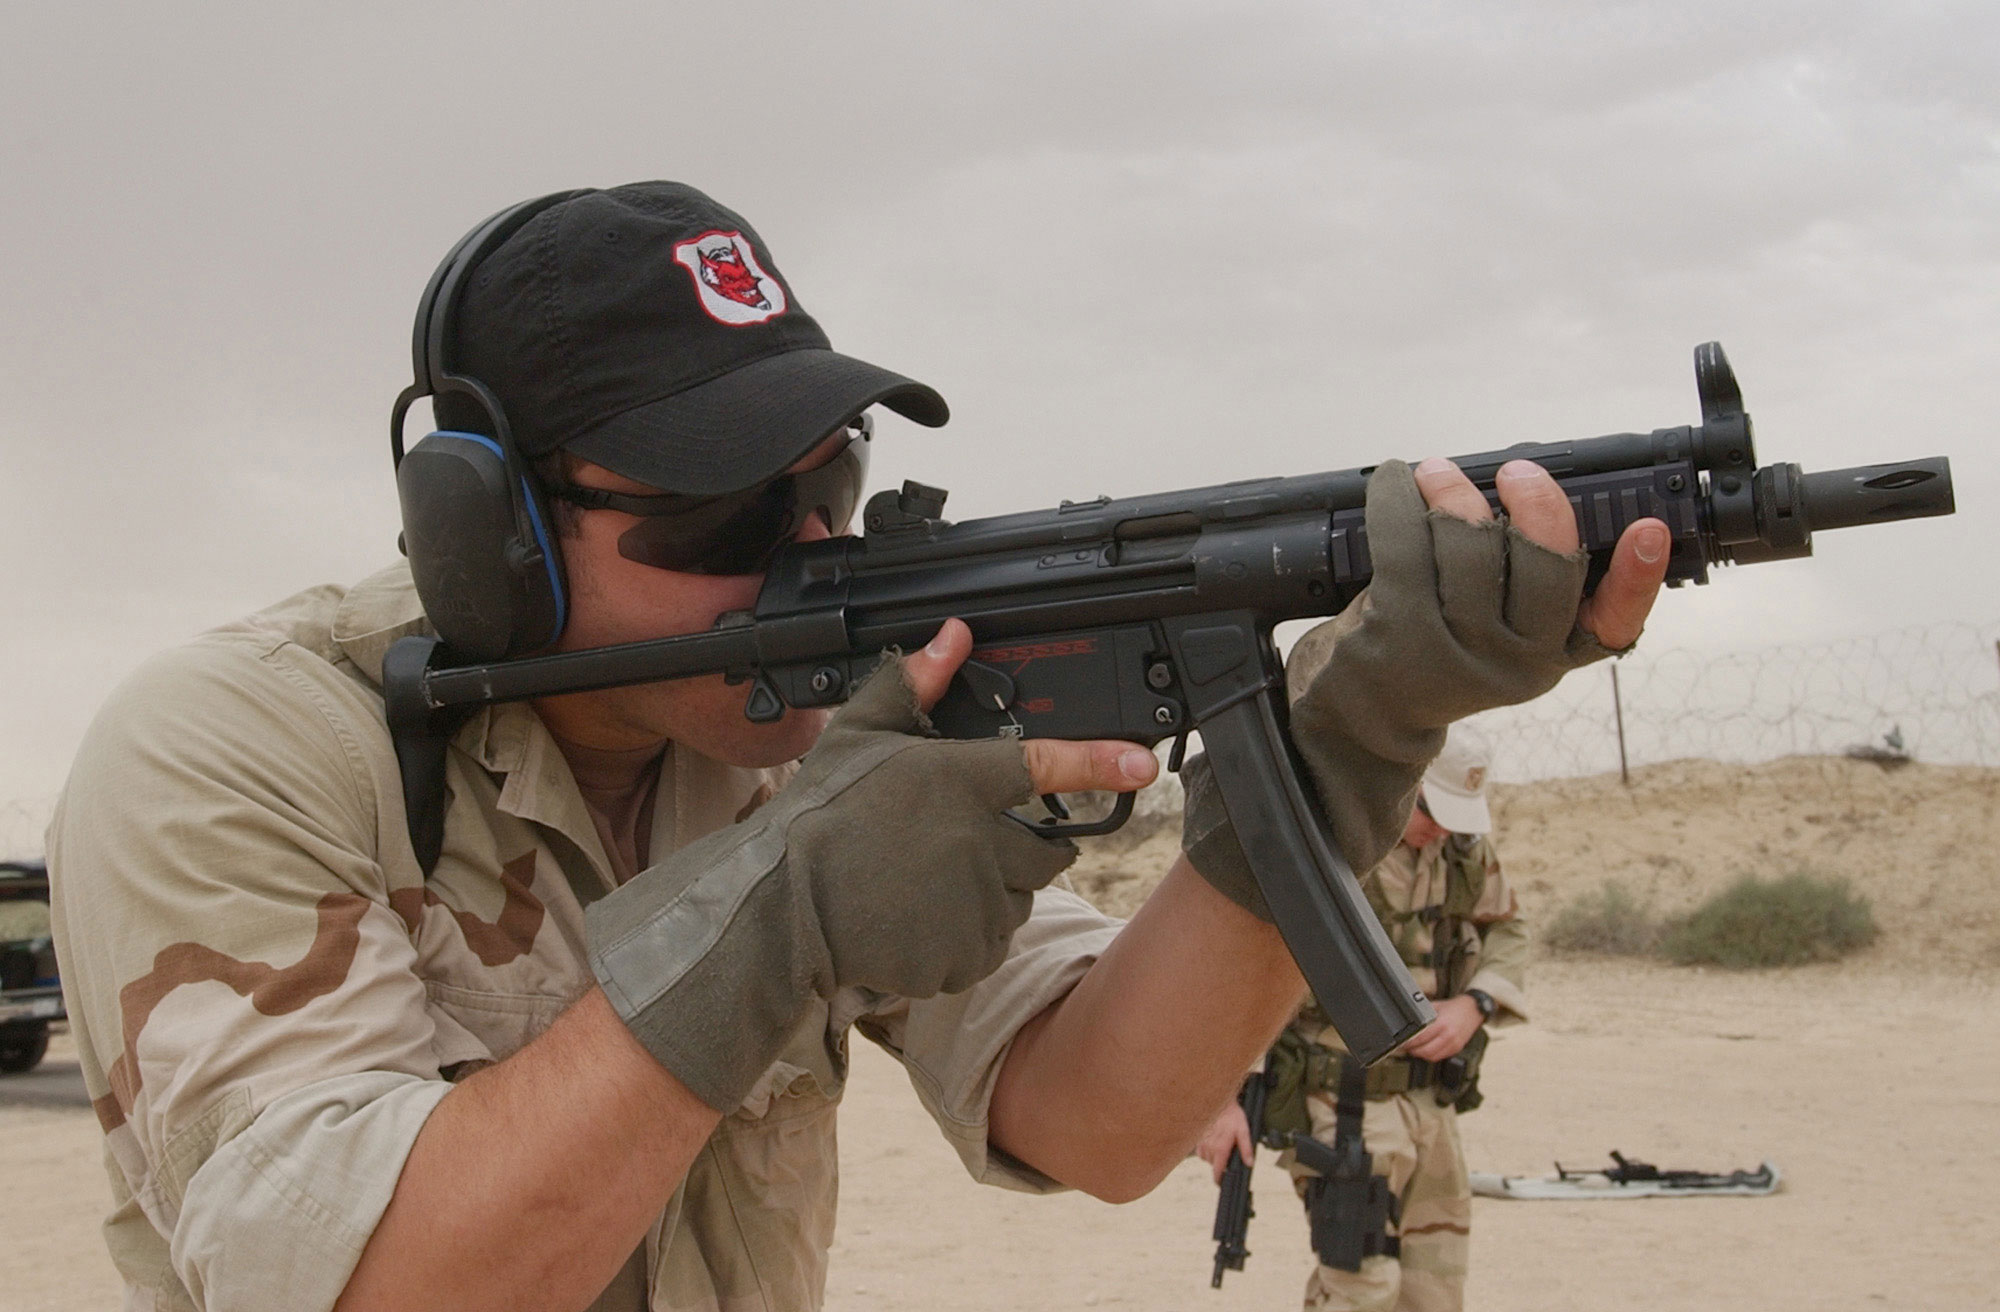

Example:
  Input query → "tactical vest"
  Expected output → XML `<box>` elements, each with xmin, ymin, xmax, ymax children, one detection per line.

<box><xmin>1307</xmin><ymin>836</ymin><xmax>1488</xmax><ymax>1024</ymax></box>
<box><xmin>1264</xmin><ymin>838</ymin><xmax>1492</xmax><ymax>1137</ymax></box>
<box><xmin>1375</xmin><ymin>833</ymin><xmax>1487</xmax><ymax>1000</ymax></box>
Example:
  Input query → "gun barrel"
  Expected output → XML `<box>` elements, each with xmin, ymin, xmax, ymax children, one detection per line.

<box><xmin>1718</xmin><ymin>455</ymin><xmax>1953</xmax><ymax>567</ymax></box>
<box><xmin>1800</xmin><ymin>458</ymin><xmax>1955</xmax><ymax>532</ymax></box>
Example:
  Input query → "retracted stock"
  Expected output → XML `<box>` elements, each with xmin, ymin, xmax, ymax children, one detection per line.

<box><xmin>383</xmin><ymin>342</ymin><xmax>1956</xmax><ymax>1063</ymax></box>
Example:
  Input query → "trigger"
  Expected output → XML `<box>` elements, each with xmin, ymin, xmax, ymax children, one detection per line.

<box><xmin>954</xmin><ymin>659</ymin><xmax>1017</xmax><ymax>713</ymax></box>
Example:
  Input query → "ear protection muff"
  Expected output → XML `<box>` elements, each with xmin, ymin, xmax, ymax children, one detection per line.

<box><xmin>389</xmin><ymin>190</ymin><xmax>592</xmax><ymax>663</ymax></box>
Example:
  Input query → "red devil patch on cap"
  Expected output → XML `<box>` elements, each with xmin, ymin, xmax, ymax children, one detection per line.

<box><xmin>674</xmin><ymin>230</ymin><xmax>789</xmax><ymax>325</ymax></box>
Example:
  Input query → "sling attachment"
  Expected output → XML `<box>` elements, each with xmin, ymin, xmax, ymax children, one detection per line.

<box><xmin>383</xmin><ymin>635</ymin><xmax>471</xmax><ymax>878</ymax></box>
<box><xmin>1294</xmin><ymin>1058</ymin><xmax>1400</xmax><ymax>1272</ymax></box>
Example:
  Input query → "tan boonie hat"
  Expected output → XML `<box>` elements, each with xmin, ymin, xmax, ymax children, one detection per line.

<box><xmin>1420</xmin><ymin>723</ymin><xmax>1495</xmax><ymax>835</ymax></box>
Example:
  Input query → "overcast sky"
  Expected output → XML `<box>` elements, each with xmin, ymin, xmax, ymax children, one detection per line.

<box><xmin>3</xmin><ymin>0</ymin><xmax>1994</xmax><ymax>821</ymax></box>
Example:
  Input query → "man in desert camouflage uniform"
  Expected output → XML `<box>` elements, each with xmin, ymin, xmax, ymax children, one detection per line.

<box><xmin>1200</xmin><ymin>722</ymin><xmax>1525</xmax><ymax>1312</ymax></box>
<box><xmin>49</xmin><ymin>182</ymin><xmax>1663</xmax><ymax>1312</ymax></box>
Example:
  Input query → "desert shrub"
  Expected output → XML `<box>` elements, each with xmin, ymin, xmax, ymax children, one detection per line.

<box><xmin>1542</xmin><ymin>880</ymin><xmax>1661</xmax><ymax>956</ymax></box>
<box><xmin>1660</xmin><ymin>872</ymin><xmax>1878</xmax><ymax>968</ymax></box>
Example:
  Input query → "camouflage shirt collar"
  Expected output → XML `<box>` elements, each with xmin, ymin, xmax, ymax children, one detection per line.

<box><xmin>329</xmin><ymin>562</ymin><xmax>431</xmax><ymax>686</ymax></box>
<box><xmin>323</xmin><ymin>561</ymin><xmax>775</xmax><ymax>879</ymax></box>
<box><xmin>325</xmin><ymin>563</ymin><xmax>603</xmax><ymax>857</ymax></box>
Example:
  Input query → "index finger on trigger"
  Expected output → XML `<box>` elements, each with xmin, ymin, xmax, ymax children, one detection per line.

<box><xmin>1021</xmin><ymin>738</ymin><xmax>1158</xmax><ymax>796</ymax></box>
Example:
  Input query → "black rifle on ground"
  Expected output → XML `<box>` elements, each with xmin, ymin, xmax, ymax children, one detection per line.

<box><xmin>384</xmin><ymin>342</ymin><xmax>1954</xmax><ymax>1063</ymax></box>
<box><xmin>1211</xmin><ymin>1059</ymin><xmax>1274</xmax><ymax>1288</ymax></box>
<box><xmin>1586</xmin><ymin>1150</ymin><xmax>1779</xmax><ymax>1193</ymax></box>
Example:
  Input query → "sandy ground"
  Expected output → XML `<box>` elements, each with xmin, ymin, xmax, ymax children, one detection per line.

<box><xmin>2</xmin><ymin>1027</ymin><xmax>120</xmax><ymax>1312</ymax></box>
<box><xmin>8</xmin><ymin>757</ymin><xmax>1999</xmax><ymax>1309</ymax></box>
<box><xmin>823</xmin><ymin>960</ymin><xmax>2000</xmax><ymax>1311</ymax></box>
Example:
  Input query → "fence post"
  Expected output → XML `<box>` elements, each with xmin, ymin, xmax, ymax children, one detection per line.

<box><xmin>1611</xmin><ymin>661</ymin><xmax>1630</xmax><ymax>786</ymax></box>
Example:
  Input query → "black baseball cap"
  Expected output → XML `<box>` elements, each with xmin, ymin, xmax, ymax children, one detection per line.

<box><xmin>448</xmin><ymin>182</ymin><xmax>948</xmax><ymax>495</ymax></box>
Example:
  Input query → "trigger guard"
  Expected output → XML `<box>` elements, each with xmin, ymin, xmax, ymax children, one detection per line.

<box><xmin>1005</xmin><ymin>791</ymin><xmax>1136</xmax><ymax>840</ymax></box>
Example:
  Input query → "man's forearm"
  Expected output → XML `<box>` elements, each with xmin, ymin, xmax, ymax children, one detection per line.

<box><xmin>334</xmin><ymin>987</ymin><xmax>719</xmax><ymax>1312</ymax></box>
<box><xmin>988</xmin><ymin>855</ymin><xmax>1304</xmax><ymax>1203</ymax></box>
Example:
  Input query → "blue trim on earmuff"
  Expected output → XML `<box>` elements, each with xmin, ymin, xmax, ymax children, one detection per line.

<box><xmin>431</xmin><ymin>430</ymin><xmax>567</xmax><ymax>641</ymax></box>
<box><xmin>519</xmin><ymin>476</ymin><xmax>567</xmax><ymax>636</ymax></box>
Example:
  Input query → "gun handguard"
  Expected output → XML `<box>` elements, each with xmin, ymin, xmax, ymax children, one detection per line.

<box><xmin>385</xmin><ymin>343</ymin><xmax>1955</xmax><ymax>1061</ymax></box>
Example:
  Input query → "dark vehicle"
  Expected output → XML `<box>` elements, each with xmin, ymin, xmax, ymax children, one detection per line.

<box><xmin>0</xmin><ymin>858</ymin><xmax>62</xmax><ymax>1074</ymax></box>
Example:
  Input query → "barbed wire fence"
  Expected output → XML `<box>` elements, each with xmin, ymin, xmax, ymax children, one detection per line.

<box><xmin>1469</xmin><ymin>619</ymin><xmax>2000</xmax><ymax>783</ymax></box>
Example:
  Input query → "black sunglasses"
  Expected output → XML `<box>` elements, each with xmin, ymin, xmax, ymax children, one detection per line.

<box><xmin>548</xmin><ymin>419</ymin><xmax>871</xmax><ymax>576</ymax></box>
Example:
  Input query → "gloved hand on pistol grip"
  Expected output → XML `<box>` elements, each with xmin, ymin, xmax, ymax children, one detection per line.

<box><xmin>586</xmin><ymin>655</ymin><xmax>1077</xmax><ymax>1111</ymax></box>
<box><xmin>1183</xmin><ymin>458</ymin><xmax>1628</xmax><ymax>918</ymax></box>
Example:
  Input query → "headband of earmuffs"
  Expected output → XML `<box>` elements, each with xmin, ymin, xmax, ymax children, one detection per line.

<box><xmin>388</xmin><ymin>190</ymin><xmax>591</xmax><ymax>662</ymax></box>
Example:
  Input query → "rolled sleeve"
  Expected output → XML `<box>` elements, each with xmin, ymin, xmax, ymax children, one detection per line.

<box><xmin>1467</xmin><ymin>837</ymin><xmax>1529</xmax><ymax>1023</ymax></box>
<box><xmin>1469</xmin><ymin>915</ymin><xmax>1530</xmax><ymax>1023</ymax></box>
<box><xmin>173</xmin><ymin>1073</ymin><xmax>448</xmax><ymax>1312</ymax></box>
<box><xmin>856</xmin><ymin>887</ymin><xmax>1122</xmax><ymax>1193</ymax></box>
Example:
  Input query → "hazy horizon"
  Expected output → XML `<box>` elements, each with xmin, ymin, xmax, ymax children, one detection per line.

<box><xmin>5</xmin><ymin>1</ymin><xmax>1993</xmax><ymax>829</ymax></box>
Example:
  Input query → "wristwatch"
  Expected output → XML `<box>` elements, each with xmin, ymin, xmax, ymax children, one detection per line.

<box><xmin>1466</xmin><ymin>988</ymin><xmax>1497</xmax><ymax>1022</ymax></box>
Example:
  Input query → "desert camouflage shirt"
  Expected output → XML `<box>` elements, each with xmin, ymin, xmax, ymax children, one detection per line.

<box><xmin>48</xmin><ymin>564</ymin><xmax>1120</xmax><ymax>1312</ymax></box>
<box><xmin>1301</xmin><ymin>834</ymin><xmax>1529</xmax><ymax>1050</ymax></box>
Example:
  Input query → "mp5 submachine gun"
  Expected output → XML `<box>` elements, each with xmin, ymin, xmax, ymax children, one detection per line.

<box><xmin>384</xmin><ymin>343</ymin><xmax>1954</xmax><ymax>1063</ymax></box>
